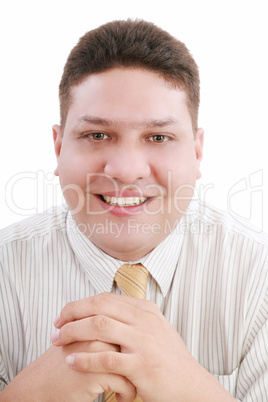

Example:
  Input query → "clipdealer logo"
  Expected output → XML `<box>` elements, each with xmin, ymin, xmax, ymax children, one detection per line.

<box><xmin>71</xmin><ymin>217</ymin><xmax>213</xmax><ymax>239</ymax></box>
<box><xmin>227</xmin><ymin>170</ymin><xmax>264</xmax><ymax>232</ymax></box>
<box><xmin>4</xmin><ymin>169</ymin><xmax>265</xmax><ymax>233</ymax></box>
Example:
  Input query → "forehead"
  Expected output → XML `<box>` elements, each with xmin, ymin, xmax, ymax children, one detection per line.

<box><xmin>66</xmin><ymin>68</ymin><xmax>191</xmax><ymax>128</ymax></box>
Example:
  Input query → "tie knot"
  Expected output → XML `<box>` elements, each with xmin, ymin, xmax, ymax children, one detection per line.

<box><xmin>114</xmin><ymin>263</ymin><xmax>149</xmax><ymax>299</ymax></box>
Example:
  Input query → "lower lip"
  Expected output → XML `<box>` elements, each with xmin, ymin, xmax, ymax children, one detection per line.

<box><xmin>97</xmin><ymin>196</ymin><xmax>151</xmax><ymax>217</ymax></box>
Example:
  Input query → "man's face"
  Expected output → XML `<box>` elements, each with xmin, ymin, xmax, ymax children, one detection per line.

<box><xmin>53</xmin><ymin>68</ymin><xmax>203</xmax><ymax>261</ymax></box>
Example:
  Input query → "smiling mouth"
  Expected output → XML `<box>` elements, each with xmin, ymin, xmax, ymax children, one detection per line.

<box><xmin>99</xmin><ymin>195</ymin><xmax>150</xmax><ymax>206</ymax></box>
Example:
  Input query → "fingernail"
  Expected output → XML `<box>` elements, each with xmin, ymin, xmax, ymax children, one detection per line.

<box><xmin>54</xmin><ymin>314</ymin><xmax>60</xmax><ymax>327</ymax></box>
<box><xmin>51</xmin><ymin>331</ymin><xmax>59</xmax><ymax>344</ymax></box>
<box><xmin>66</xmin><ymin>354</ymin><xmax>75</xmax><ymax>367</ymax></box>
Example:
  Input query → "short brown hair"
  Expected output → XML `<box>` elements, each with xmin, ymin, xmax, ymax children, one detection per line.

<box><xmin>59</xmin><ymin>19</ymin><xmax>200</xmax><ymax>130</ymax></box>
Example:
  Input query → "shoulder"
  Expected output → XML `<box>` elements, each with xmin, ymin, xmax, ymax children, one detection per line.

<box><xmin>192</xmin><ymin>199</ymin><xmax>268</xmax><ymax>248</ymax></box>
<box><xmin>0</xmin><ymin>204</ymin><xmax>69</xmax><ymax>247</ymax></box>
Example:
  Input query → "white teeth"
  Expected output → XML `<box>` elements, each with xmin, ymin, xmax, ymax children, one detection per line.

<box><xmin>102</xmin><ymin>196</ymin><xmax>147</xmax><ymax>206</ymax></box>
<box><xmin>117</xmin><ymin>198</ymin><xmax>125</xmax><ymax>206</ymax></box>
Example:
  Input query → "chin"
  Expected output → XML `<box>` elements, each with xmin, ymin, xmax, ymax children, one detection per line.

<box><xmin>91</xmin><ymin>230</ymin><xmax>165</xmax><ymax>261</ymax></box>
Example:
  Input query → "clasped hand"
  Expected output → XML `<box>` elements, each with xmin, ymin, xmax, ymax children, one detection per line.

<box><xmin>51</xmin><ymin>293</ymin><xmax>196</xmax><ymax>402</ymax></box>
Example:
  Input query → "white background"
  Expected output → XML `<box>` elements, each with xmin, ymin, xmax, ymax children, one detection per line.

<box><xmin>0</xmin><ymin>0</ymin><xmax>267</xmax><ymax>232</ymax></box>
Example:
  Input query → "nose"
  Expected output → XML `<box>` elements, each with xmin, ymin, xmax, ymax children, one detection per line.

<box><xmin>104</xmin><ymin>147</ymin><xmax>151</xmax><ymax>184</ymax></box>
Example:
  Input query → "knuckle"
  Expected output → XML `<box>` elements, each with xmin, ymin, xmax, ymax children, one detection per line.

<box><xmin>61</xmin><ymin>300</ymin><xmax>76</xmax><ymax>320</ymax></box>
<box><xmin>92</xmin><ymin>293</ymin><xmax>111</xmax><ymax>308</ymax></box>
<box><xmin>79</xmin><ymin>354</ymin><xmax>91</xmax><ymax>372</ymax></box>
<box><xmin>100</xmin><ymin>352</ymin><xmax>117</xmax><ymax>371</ymax></box>
<box><xmin>92</xmin><ymin>315</ymin><xmax>110</xmax><ymax>331</ymax></box>
<box><xmin>60</xmin><ymin>322</ymin><xmax>74</xmax><ymax>341</ymax></box>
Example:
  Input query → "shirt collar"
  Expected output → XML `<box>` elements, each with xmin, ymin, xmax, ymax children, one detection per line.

<box><xmin>66</xmin><ymin>200</ymin><xmax>199</xmax><ymax>297</ymax></box>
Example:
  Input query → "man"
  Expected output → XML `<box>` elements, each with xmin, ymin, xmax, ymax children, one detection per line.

<box><xmin>0</xmin><ymin>19</ymin><xmax>267</xmax><ymax>401</ymax></box>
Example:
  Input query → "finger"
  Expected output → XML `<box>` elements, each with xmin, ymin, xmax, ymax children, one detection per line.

<box><xmin>104</xmin><ymin>374</ymin><xmax>137</xmax><ymax>402</ymax></box>
<box><xmin>54</xmin><ymin>293</ymin><xmax>160</xmax><ymax>329</ymax></box>
<box><xmin>66</xmin><ymin>351</ymin><xmax>137</xmax><ymax>378</ymax></box>
<box><xmin>65</xmin><ymin>351</ymin><xmax>142</xmax><ymax>399</ymax></box>
<box><xmin>90</xmin><ymin>341</ymin><xmax>120</xmax><ymax>353</ymax></box>
<box><xmin>80</xmin><ymin>371</ymin><xmax>137</xmax><ymax>402</ymax></box>
<box><xmin>93</xmin><ymin>371</ymin><xmax>137</xmax><ymax>402</ymax></box>
<box><xmin>51</xmin><ymin>314</ymin><xmax>140</xmax><ymax>349</ymax></box>
<box><xmin>69</xmin><ymin>340</ymin><xmax>120</xmax><ymax>354</ymax></box>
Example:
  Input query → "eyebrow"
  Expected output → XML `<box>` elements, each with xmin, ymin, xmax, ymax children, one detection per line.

<box><xmin>76</xmin><ymin>115</ymin><xmax>180</xmax><ymax>129</ymax></box>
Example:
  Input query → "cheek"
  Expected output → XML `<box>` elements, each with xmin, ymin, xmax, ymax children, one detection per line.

<box><xmin>58</xmin><ymin>148</ymin><xmax>97</xmax><ymax>186</ymax></box>
<box><xmin>154</xmin><ymin>154</ymin><xmax>197</xmax><ymax>193</ymax></box>
<box><xmin>57</xmin><ymin>155</ymin><xmax>90</xmax><ymax>212</ymax></box>
<box><xmin>58</xmin><ymin>163</ymin><xmax>84</xmax><ymax>189</ymax></box>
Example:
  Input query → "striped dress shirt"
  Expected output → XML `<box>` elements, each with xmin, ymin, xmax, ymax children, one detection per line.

<box><xmin>0</xmin><ymin>200</ymin><xmax>268</xmax><ymax>401</ymax></box>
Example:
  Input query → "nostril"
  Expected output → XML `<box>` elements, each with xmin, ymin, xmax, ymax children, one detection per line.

<box><xmin>104</xmin><ymin>157</ymin><xmax>151</xmax><ymax>183</ymax></box>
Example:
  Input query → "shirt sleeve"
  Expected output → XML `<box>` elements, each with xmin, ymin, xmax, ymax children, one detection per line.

<box><xmin>0</xmin><ymin>355</ymin><xmax>8</xmax><ymax>392</ymax></box>
<box><xmin>236</xmin><ymin>289</ymin><xmax>268</xmax><ymax>401</ymax></box>
<box><xmin>0</xmin><ymin>257</ymin><xmax>25</xmax><ymax>392</ymax></box>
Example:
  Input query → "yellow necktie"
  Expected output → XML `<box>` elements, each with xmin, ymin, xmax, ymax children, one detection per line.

<box><xmin>105</xmin><ymin>263</ymin><xmax>149</xmax><ymax>402</ymax></box>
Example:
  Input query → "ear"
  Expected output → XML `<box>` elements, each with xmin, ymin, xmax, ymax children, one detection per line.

<box><xmin>52</xmin><ymin>124</ymin><xmax>62</xmax><ymax>177</ymax></box>
<box><xmin>194</xmin><ymin>127</ymin><xmax>204</xmax><ymax>180</ymax></box>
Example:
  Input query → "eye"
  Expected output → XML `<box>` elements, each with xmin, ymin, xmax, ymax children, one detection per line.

<box><xmin>83</xmin><ymin>132</ymin><xmax>109</xmax><ymax>141</ymax></box>
<box><xmin>150</xmin><ymin>134</ymin><xmax>168</xmax><ymax>143</ymax></box>
<box><xmin>91</xmin><ymin>132</ymin><xmax>107</xmax><ymax>140</ymax></box>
